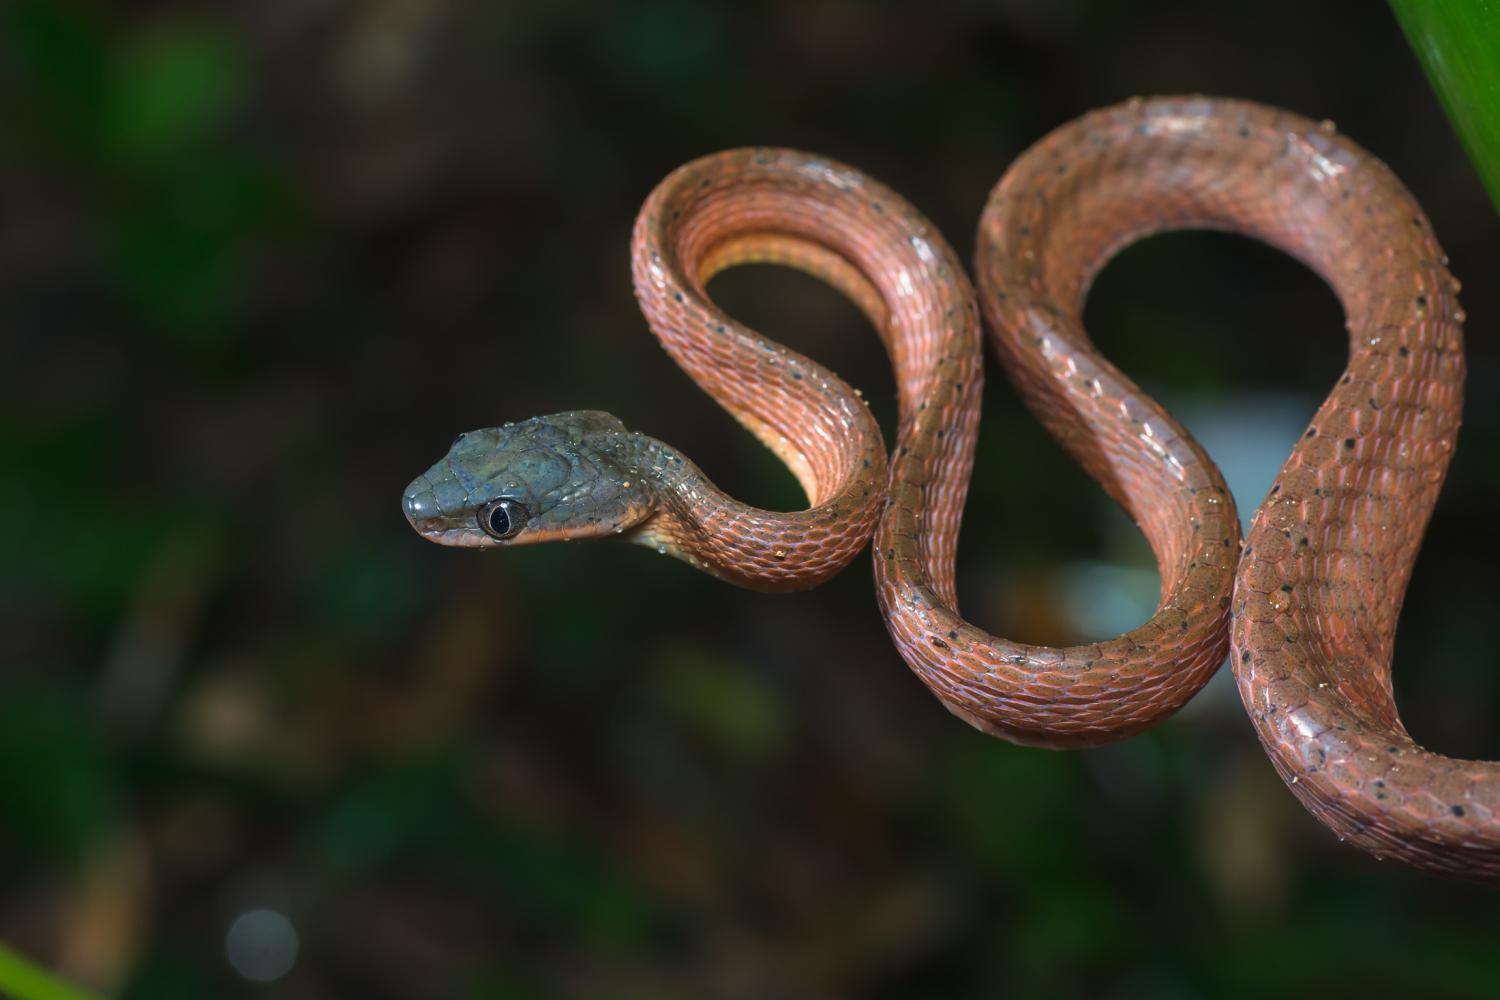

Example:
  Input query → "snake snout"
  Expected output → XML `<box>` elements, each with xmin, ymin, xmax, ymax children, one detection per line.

<box><xmin>402</xmin><ymin>476</ymin><xmax>442</xmax><ymax>531</ymax></box>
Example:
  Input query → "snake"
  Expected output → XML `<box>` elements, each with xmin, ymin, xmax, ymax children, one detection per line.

<box><xmin>402</xmin><ymin>96</ymin><xmax>1490</xmax><ymax>881</ymax></box>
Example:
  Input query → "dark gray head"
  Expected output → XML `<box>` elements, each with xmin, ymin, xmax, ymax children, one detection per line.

<box><xmin>402</xmin><ymin>411</ymin><xmax>655</xmax><ymax>547</ymax></box>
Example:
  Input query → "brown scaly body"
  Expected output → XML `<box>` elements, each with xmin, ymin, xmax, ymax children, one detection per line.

<box><xmin>406</xmin><ymin>96</ymin><xmax>1488</xmax><ymax>881</ymax></box>
<box><xmin>981</xmin><ymin>96</ymin><xmax>1478</xmax><ymax>879</ymax></box>
<box><xmin>629</xmin><ymin>139</ymin><xmax>1237</xmax><ymax>751</ymax></box>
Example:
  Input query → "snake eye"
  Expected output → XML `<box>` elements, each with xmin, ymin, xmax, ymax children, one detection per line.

<box><xmin>478</xmin><ymin>498</ymin><xmax>528</xmax><ymax>540</ymax></box>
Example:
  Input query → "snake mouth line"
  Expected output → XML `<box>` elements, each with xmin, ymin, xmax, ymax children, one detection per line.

<box><xmin>410</xmin><ymin>524</ymin><xmax>489</xmax><ymax>547</ymax></box>
<box><xmin>409</xmin><ymin>517</ymin><xmax>627</xmax><ymax>548</ymax></box>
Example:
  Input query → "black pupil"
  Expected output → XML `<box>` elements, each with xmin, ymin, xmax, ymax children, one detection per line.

<box><xmin>487</xmin><ymin>503</ymin><xmax>512</xmax><ymax>536</ymax></box>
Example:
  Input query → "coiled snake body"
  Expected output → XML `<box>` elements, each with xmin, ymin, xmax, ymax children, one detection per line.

<box><xmin>403</xmin><ymin>97</ymin><xmax>1490</xmax><ymax>881</ymax></box>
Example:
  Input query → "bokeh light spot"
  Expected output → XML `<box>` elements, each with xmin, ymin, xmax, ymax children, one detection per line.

<box><xmin>225</xmin><ymin>907</ymin><xmax>299</xmax><ymax>983</ymax></box>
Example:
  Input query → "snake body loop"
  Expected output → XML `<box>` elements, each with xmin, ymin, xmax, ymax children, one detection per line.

<box><xmin>406</xmin><ymin>96</ymin><xmax>1490</xmax><ymax>880</ymax></box>
<box><xmin>633</xmin><ymin>137</ymin><xmax>1237</xmax><ymax>751</ymax></box>
<box><xmin>639</xmin><ymin>96</ymin><xmax>1485</xmax><ymax>878</ymax></box>
<box><xmin>978</xmin><ymin>99</ymin><xmax>1484</xmax><ymax>879</ymax></box>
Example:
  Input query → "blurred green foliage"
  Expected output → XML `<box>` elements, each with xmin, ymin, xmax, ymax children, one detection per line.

<box><xmin>0</xmin><ymin>683</ymin><xmax>118</xmax><ymax>862</ymax></box>
<box><xmin>8</xmin><ymin>0</ymin><xmax>285</xmax><ymax>353</ymax></box>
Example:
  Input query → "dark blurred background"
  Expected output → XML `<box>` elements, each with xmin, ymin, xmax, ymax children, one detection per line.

<box><xmin>4</xmin><ymin>1</ymin><xmax>1500</xmax><ymax>997</ymax></box>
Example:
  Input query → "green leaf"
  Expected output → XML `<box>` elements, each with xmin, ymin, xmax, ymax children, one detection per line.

<box><xmin>0</xmin><ymin>941</ymin><xmax>102</xmax><ymax>1000</ymax></box>
<box><xmin>1391</xmin><ymin>0</ymin><xmax>1500</xmax><ymax>217</ymax></box>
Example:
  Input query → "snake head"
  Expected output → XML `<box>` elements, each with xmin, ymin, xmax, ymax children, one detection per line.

<box><xmin>402</xmin><ymin>410</ymin><xmax>657</xmax><ymax>547</ymax></box>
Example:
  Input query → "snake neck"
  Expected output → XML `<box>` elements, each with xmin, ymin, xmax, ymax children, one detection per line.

<box><xmin>602</xmin><ymin>429</ymin><xmax>716</xmax><ymax>561</ymax></box>
<box><xmin>600</xmin><ymin>427</ymin><xmax>866</xmax><ymax>593</ymax></box>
